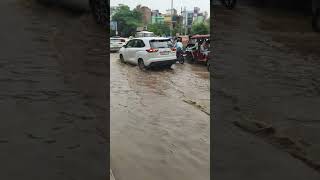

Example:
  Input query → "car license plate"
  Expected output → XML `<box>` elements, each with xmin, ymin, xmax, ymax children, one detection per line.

<box><xmin>160</xmin><ymin>51</ymin><xmax>169</xmax><ymax>55</ymax></box>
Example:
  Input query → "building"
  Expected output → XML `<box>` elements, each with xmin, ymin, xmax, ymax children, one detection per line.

<box><xmin>181</xmin><ymin>7</ymin><xmax>194</xmax><ymax>34</ymax></box>
<box><xmin>151</xmin><ymin>9</ymin><xmax>165</xmax><ymax>24</ymax></box>
<box><xmin>203</xmin><ymin>11</ymin><xmax>209</xmax><ymax>20</ymax></box>
<box><xmin>186</xmin><ymin>11</ymin><xmax>194</xmax><ymax>26</ymax></box>
<box><xmin>164</xmin><ymin>14</ymin><xmax>172</xmax><ymax>25</ymax></box>
<box><xmin>136</xmin><ymin>5</ymin><xmax>152</xmax><ymax>25</ymax></box>
<box><xmin>166</xmin><ymin>8</ymin><xmax>177</xmax><ymax>15</ymax></box>
<box><xmin>172</xmin><ymin>15</ymin><xmax>183</xmax><ymax>28</ymax></box>
<box><xmin>151</xmin><ymin>10</ymin><xmax>160</xmax><ymax>16</ymax></box>
<box><xmin>151</xmin><ymin>15</ymin><xmax>165</xmax><ymax>24</ymax></box>
<box><xmin>194</xmin><ymin>7</ymin><xmax>200</xmax><ymax>14</ymax></box>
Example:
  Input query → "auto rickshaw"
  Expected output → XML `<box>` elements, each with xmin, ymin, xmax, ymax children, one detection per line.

<box><xmin>184</xmin><ymin>35</ymin><xmax>210</xmax><ymax>66</ymax></box>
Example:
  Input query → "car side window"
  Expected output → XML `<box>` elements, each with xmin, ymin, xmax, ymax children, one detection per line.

<box><xmin>126</xmin><ymin>40</ymin><xmax>135</xmax><ymax>48</ymax></box>
<box><xmin>136</xmin><ymin>40</ymin><xmax>145</xmax><ymax>48</ymax></box>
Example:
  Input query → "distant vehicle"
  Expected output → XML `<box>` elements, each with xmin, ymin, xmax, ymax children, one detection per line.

<box><xmin>119</xmin><ymin>37</ymin><xmax>177</xmax><ymax>70</ymax></box>
<box><xmin>185</xmin><ymin>34</ymin><xmax>210</xmax><ymax>65</ymax></box>
<box><xmin>135</xmin><ymin>31</ymin><xmax>155</xmax><ymax>38</ymax></box>
<box><xmin>110</xmin><ymin>37</ymin><xmax>127</xmax><ymax>52</ymax></box>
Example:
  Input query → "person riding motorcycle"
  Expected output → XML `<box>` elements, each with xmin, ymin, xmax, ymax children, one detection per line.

<box><xmin>174</xmin><ymin>38</ymin><xmax>184</xmax><ymax>63</ymax></box>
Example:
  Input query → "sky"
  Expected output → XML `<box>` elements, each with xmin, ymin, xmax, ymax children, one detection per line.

<box><xmin>110</xmin><ymin>0</ymin><xmax>210</xmax><ymax>16</ymax></box>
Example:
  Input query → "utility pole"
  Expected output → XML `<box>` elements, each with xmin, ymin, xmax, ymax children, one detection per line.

<box><xmin>115</xmin><ymin>21</ymin><xmax>118</xmax><ymax>36</ymax></box>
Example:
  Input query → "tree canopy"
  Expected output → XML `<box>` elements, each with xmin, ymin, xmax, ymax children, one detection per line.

<box><xmin>147</xmin><ymin>23</ymin><xmax>170</xmax><ymax>36</ymax></box>
<box><xmin>191</xmin><ymin>22</ymin><xmax>209</xmax><ymax>35</ymax></box>
<box><xmin>111</xmin><ymin>5</ymin><xmax>143</xmax><ymax>37</ymax></box>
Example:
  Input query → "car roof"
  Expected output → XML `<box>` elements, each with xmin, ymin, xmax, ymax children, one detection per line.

<box><xmin>133</xmin><ymin>37</ymin><xmax>170</xmax><ymax>41</ymax></box>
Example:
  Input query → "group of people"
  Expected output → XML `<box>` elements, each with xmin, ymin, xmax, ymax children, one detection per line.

<box><xmin>172</xmin><ymin>37</ymin><xmax>210</xmax><ymax>58</ymax></box>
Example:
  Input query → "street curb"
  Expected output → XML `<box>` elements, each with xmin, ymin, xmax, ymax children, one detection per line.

<box><xmin>110</xmin><ymin>169</ymin><xmax>115</xmax><ymax>180</ymax></box>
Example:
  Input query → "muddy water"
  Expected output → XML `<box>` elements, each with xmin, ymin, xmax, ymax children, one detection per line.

<box><xmin>213</xmin><ymin>4</ymin><xmax>320</xmax><ymax>177</ymax></box>
<box><xmin>110</xmin><ymin>53</ymin><xmax>210</xmax><ymax>180</ymax></box>
<box><xmin>0</xmin><ymin>0</ymin><xmax>106</xmax><ymax>179</ymax></box>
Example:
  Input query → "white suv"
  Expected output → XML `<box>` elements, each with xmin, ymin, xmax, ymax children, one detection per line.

<box><xmin>119</xmin><ymin>37</ymin><xmax>177</xmax><ymax>69</ymax></box>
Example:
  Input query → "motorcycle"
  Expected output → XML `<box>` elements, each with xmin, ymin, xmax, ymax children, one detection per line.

<box><xmin>176</xmin><ymin>49</ymin><xmax>185</xmax><ymax>64</ymax></box>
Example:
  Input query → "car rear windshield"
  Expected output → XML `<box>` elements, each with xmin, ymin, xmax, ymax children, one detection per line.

<box><xmin>149</xmin><ymin>39</ymin><xmax>173</xmax><ymax>48</ymax></box>
<box><xmin>111</xmin><ymin>39</ymin><xmax>125</xmax><ymax>43</ymax></box>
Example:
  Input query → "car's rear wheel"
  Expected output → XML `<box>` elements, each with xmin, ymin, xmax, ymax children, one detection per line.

<box><xmin>138</xmin><ymin>59</ymin><xmax>147</xmax><ymax>70</ymax></box>
<box><xmin>312</xmin><ymin>8</ymin><xmax>320</xmax><ymax>32</ymax></box>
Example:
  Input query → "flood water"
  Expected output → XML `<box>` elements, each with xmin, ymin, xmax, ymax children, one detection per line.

<box><xmin>212</xmin><ymin>3</ymin><xmax>320</xmax><ymax>179</ymax></box>
<box><xmin>110</xmin><ymin>53</ymin><xmax>210</xmax><ymax>180</ymax></box>
<box><xmin>0</xmin><ymin>0</ymin><xmax>107</xmax><ymax>179</ymax></box>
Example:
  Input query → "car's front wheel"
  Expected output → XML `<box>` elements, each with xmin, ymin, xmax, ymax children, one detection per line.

<box><xmin>138</xmin><ymin>59</ymin><xmax>147</xmax><ymax>70</ymax></box>
<box><xmin>312</xmin><ymin>8</ymin><xmax>320</xmax><ymax>32</ymax></box>
<box><xmin>120</xmin><ymin>54</ymin><xmax>125</xmax><ymax>63</ymax></box>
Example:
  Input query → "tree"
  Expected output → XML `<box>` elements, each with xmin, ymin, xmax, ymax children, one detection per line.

<box><xmin>111</xmin><ymin>5</ymin><xmax>143</xmax><ymax>37</ymax></box>
<box><xmin>172</xmin><ymin>23</ymin><xmax>183</xmax><ymax>36</ymax></box>
<box><xmin>147</xmin><ymin>23</ymin><xmax>170</xmax><ymax>36</ymax></box>
<box><xmin>191</xmin><ymin>22</ymin><xmax>209</xmax><ymax>35</ymax></box>
<box><xmin>110</xmin><ymin>30</ymin><xmax>116</xmax><ymax>37</ymax></box>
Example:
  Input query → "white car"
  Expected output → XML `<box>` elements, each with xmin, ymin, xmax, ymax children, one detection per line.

<box><xmin>110</xmin><ymin>37</ymin><xmax>127</xmax><ymax>52</ymax></box>
<box><xmin>119</xmin><ymin>37</ymin><xmax>177</xmax><ymax>69</ymax></box>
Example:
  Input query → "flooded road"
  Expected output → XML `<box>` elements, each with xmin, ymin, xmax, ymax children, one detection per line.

<box><xmin>0</xmin><ymin>0</ymin><xmax>107</xmax><ymax>179</ymax></box>
<box><xmin>110</xmin><ymin>53</ymin><xmax>210</xmax><ymax>180</ymax></box>
<box><xmin>212</xmin><ymin>3</ymin><xmax>320</xmax><ymax>179</ymax></box>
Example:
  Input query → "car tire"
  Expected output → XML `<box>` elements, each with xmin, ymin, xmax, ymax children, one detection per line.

<box><xmin>120</xmin><ymin>54</ymin><xmax>125</xmax><ymax>63</ymax></box>
<box><xmin>138</xmin><ymin>59</ymin><xmax>147</xmax><ymax>71</ymax></box>
<box><xmin>312</xmin><ymin>8</ymin><xmax>320</xmax><ymax>32</ymax></box>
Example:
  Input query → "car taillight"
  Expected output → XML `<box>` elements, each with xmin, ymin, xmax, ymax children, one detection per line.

<box><xmin>171</xmin><ymin>48</ymin><xmax>176</xmax><ymax>51</ymax></box>
<box><xmin>146</xmin><ymin>48</ymin><xmax>158</xmax><ymax>53</ymax></box>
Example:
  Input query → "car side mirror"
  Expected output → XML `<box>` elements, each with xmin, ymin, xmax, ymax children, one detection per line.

<box><xmin>123</xmin><ymin>45</ymin><xmax>127</xmax><ymax>48</ymax></box>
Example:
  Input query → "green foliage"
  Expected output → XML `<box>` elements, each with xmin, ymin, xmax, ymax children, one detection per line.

<box><xmin>111</xmin><ymin>5</ymin><xmax>143</xmax><ymax>37</ymax></box>
<box><xmin>191</xmin><ymin>22</ymin><xmax>209</xmax><ymax>35</ymax></box>
<box><xmin>172</xmin><ymin>23</ymin><xmax>183</xmax><ymax>36</ymax></box>
<box><xmin>110</xmin><ymin>30</ymin><xmax>116</xmax><ymax>37</ymax></box>
<box><xmin>147</xmin><ymin>23</ymin><xmax>170</xmax><ymax>36</ymax></box>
